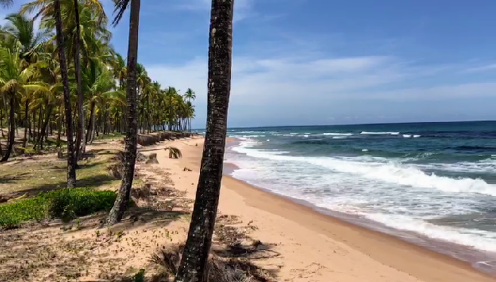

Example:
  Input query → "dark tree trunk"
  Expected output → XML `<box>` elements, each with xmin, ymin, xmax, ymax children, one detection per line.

<box><xmin>1</xmin><ymin>94</ymin><xmax>16</xmax><ymax>162</ymax></box>
<box><xmin>107</xmin><ymin>0</ymin><xmax>141</xmax><ymax>225</ymax></box>
<box><xmin>29</xmin><ymin>111</ymin><xmax>34</xmax><ymax>141</ymax></box>
<box><xmin>173</xmin><ymin>1</ymin><xmax>234</xmax><ymax>281</ymax></box>
<box><xmin>38</xmin><ymin>106</ymin><xmax>53</xmax><ymax>150</ymax></box>
<box><xmin>37</xmin><ymin>107</ymin><xmax>42</xmax><ymax>140</ymax></box>
<box><xmin>54</xmin><ymin>0</ymin><xmax>77</xmax><ymax>188</ymax></box>
<box><xmin>57</xmin><ymin>106</ymin><xmax>62</xmax><ymax>147</ymax></box>
<box><xmin>23</xmin><ymin>100</ymin><xmax>29</xmax><ymax>148</ymax></box>
<box><xmin>73</xmin><ymin>0</ymin><xmax>85</xmax><ymax>161</ymax></box>
<box><xmin>86</xmin><ymin>101</ymin><xmax>96</xmax><ymax>144</ymax></box>
<box><xmin>0</xmin><ymin>107</ymin><xmax>3</xmax><ymax>138</ymax></box>
<box><xmin>86</xmin><ymin>101</ymin><xmax>95</xmax><ymax>143</ymax></box>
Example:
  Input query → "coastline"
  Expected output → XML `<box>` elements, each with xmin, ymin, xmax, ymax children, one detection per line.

<box><xmin>156</xmin><ymin>137</ymin><xmax>495</xmax><ymax>281</ymax></box>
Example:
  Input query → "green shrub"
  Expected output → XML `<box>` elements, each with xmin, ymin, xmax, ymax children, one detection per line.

<box><xmin>0</xmin><ymin>197</ymin><xmax>48</xmax><ymax>229</ymax></box>
<box><xmin>0</xmin><ymin>188</ymin><xmax>118</xmax><ymax>228</ymax></box>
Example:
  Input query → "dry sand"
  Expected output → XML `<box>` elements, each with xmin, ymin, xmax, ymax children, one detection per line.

<box><xmin>153</xmin><ymin>137</ymin><xmax>495</xmax><ymax>282</ymax></box>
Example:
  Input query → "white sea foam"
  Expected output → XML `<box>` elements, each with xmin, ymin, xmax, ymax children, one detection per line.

<box><xmin>332</xmin><ymin>136</ymin><xmax>348</xmax><ymax>139</ymax></box>
<box><xmin>413</xmin><ymin>135</ymin><xmax>421</xmax><ymax>138</ymax></box>
<box><xmin>403</xmin><ymin>134</ymin><xmax>412</xmax><ymax>138</ymax></box>
<box><xmin>227</xmin><ymin>139</ymin><xmax>496</xmax><ymax>255</ymax></box>
<box><xmin>232</xmin><ymin>141</ymin><xmax>496</xmax><ymax>197</ymax></box>
<box><xmin>361</xmin><ymin>131</ymin><xmax>400</xmax><ymax>135</ymax></box>
<box><xmin>366</xmin><ymin>214</ymin><xmax>496</xmax><ymax>252</ymax></box>
<box><xmin>323</xmin><ymin>132</ymin><xmax>353</xmax><ymax>136</ymax></box>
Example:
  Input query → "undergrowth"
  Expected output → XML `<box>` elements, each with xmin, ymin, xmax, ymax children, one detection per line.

<box><xmin>0</xmin><ymin>188</ymin><xmax>118</xmax><ymax>229</ymax></box>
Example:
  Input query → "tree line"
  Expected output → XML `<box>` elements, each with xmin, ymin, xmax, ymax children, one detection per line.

<box><xmin>0</xmin><ymin>0</ymin><xmax>234</xmax><ymax>281</ymax></box>
<box><xmin>0</xmin><ymin>0</ymin><xmax>196</xmax><ymax>164</ymax></box>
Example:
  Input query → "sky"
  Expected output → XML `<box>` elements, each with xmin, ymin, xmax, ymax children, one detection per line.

<box><xmin>3</xmin><ymin>0</ymin><xmax>496</xmax><ymax>128</ymax></box>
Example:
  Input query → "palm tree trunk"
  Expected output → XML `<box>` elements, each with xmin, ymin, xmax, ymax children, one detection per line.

<box><xmin>1</xmin><ymin>94</ymin><xmax>16</xmax><ymax>162</ymax></box>
<box><xmin>0</xmin><ymin>107</ymin><xmax>4</xmax><ymax>138</ymax></box>
<box><xmin>37</xmin><ymin>107</ymin><xmax>42</xmax><ymax>142</ymax></box>
<box><xmin>29</xmin><ymin>111</ymin><xmax>34</xmax><ymax>141</ymax></box>
<box><xmin>173</xmin><ymin>1</ymin><xmax>234</xmax><ymax>280</ymax></box>
<box><xmin>54</xmin><ymin>0</ymin><xmax>77</xmax><ymax>188</ymax></box>
<box><xmin>107</xmin><ymin>0</ymin><xmax>141</xmax><ymax>225</ymax></box>
<box><xmin>38</xmin><ymin>106</ymin><xmax>53</xmax><ymax>150</ymax></box>
<box><xmin>73</xmin><ymin>0</ymin><xmax>86</xmax><ymax>161</ymax></box>
<box><xmin>57</xmin><ymin>106</ymin><xmax>62</xmax><ymax>147</ymax></box>
<box><xmin>86</xmin><ymin>101</ymin><xmax>96</xmax><ymax>144</ymax></box>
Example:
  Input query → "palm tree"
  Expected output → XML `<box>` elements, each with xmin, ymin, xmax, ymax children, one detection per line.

<box><xmin>0</xmin><ymin>46</ymin><xmax>28</xmax><ymax>162</ymax></box>
<box><xmin>2</xmin><ymin>13</ymin><xmax>50</xmax><ymax>65</ymax></box>
<box><xmin>107</xmin><ymin>0</ymin><xmax>141</xmax><ymax>225</ymax></box>
<box><xmin>2</xmin><ymin>13</ymin><xmax>50</xmax><ymax>147</ymax></box>
<box><xmin>174</xmin><ymin>0</ymin><xmax>235</xmax><ymax>281</ymax></box>
<box><xmin>183</xmin><ymin>88</ymin><xmax>195</xmax><ymax>131</ymax></box>
<box><xmin>53</xmin><ymin>0</ymin><xmax>76</xmax><ymax>187</ymax></box>
<box><xmin>22</xmin><ymin>0</ymin><xmax>107</xmax><ymax>161</ymax></box>
<box><xmin>73</xmin><ymin>0</ymin><xmax>85</xmax><ymax>161</ymax></box>
<box><xmin>82</xmin><ymin>58</ymin><xmax>117</xmax><ymax>143</ymax></box>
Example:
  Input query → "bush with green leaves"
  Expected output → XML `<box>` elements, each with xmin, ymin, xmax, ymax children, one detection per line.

<box><xmin>0</xmin><ymin>188</ymin><xmax>118</xmax><ymax>228</ymax></box>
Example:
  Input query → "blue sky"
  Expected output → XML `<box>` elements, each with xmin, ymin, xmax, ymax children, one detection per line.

<box><xmin>3</xmin><ymin>0</ymin><xmax>496</xmax><ymax>128</ymax></box>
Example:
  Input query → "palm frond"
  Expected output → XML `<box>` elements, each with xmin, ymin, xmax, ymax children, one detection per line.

<box><xmin>112</xmin><ymin>0</ymin><xmax>131</xmax><ymax>26</ymax></box>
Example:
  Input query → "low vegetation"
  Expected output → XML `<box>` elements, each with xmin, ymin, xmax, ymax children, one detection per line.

<box><xmin>0</xmin><ymin>188</ymin><xmax>117</xmax><ymax>229</ymax></box>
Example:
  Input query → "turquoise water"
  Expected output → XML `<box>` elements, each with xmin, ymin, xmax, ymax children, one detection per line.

<box><xmin>219</xmin><ymin>121</ymin><xmax>496</xmax><ymax>271</ymax></box>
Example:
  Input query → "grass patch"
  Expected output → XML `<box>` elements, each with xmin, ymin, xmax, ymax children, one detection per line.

<box><xmin>0</xmin><ymin>188</ymin><xmax>118</xmax><ymax>229</ymax></box>
<box><xmin>0</xmin><ymin>150</ymin><xmax>121</xmax><ymax>195</ymax></box>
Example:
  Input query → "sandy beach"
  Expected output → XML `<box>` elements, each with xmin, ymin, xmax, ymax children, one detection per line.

<box><xmin>148</xmin><ymin>137</ymin><xmax>495</xmax><ymax>282</ymax></box>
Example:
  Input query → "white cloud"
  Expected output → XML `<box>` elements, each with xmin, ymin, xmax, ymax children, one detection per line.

<box><xmin>145</xmin><ymin>51</ymin><xmax>496</xmax><ymax>127</ymax></box>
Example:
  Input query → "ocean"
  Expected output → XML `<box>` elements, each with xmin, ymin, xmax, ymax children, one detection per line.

<box><xmin>220</xmin><ymin>121</ymin><xmax>496</xmax><ymax>273</ymax></box>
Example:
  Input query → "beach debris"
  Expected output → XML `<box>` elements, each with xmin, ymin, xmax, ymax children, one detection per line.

<box><xmin>183</xmin><ymin>167</ymin><xmax>192</xmax><ymax>172</ymax></box>
<box><xmin>145</xmin><ymin>153</ymin><xmax>159</xmax><ymax>164</ymax></box>
<box><xmin>164</xmin><ymin>146</ymin><xmax>182</xmax><ymax>159</ymax></box>
<box><xmin>151</xmin><ymin>244</ymin><xmax>275</xmax><ymax>281</ymax></box>
<box><xmin>136</xmin><ymin>152</ymin><xmax>147</xmax><ymax>162</ymax></box>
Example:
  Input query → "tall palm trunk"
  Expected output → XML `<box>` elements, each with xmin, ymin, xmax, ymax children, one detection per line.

<box><xmin>0</xmin><ymin>107</ymin><xmax>4</xmax><ymax>138</ymax></box>
<box><xmin>1</xmin><ymin>94</ymin><xmax>16</xmax><ymax>162</ymax></box>
<box><xmin>57</xmin><ymin>106</ymin><xmax>62</xmax><ymax>147</ymax></box>
<box><xmin>37</xmin><ymin>105</ymin><xmax>53</xmax><ymax>150</ymax></box>
<box><xmin>86</xmin><ymin>101</ymin><xmax>96</xmax><ymax>144</ymax></box>
<box><xmin>23</xmin><ymin>100</ymin><xmax>29</xmax><ymax>148</ymax></box>
<box><xmin>174</xmin><ymin>1</ymin><xmax>234</xmax><ymax>281</ymax></box>
<box><xmin>73</xmin><ymin>0</ymin><xmax>85</xmax><ymax>162</ymax></box>
<box><xmin>54</xmin><ymin>0</ymin><xmax>77</xmax><ymax>188</ymax></box>
<box><xmin>107</xmin><ymin>0</ymin><xmax>141</xmax><ymax>225</ymax></box>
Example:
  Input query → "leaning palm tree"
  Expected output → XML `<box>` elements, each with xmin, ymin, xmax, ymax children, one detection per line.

<box><xmin>107</xmin><ymin>0</ymin><xmax>141</xmax><ymax>225</ymax></box>
<box><xmin>174</xmin><ymin>0</ymin><xmax>235</xmax><ymax>281</ymax></box>
<box><xmin>53</xmin><ymin>0</ymin><xmax>76</xmax><ymax>187</ymax></box>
